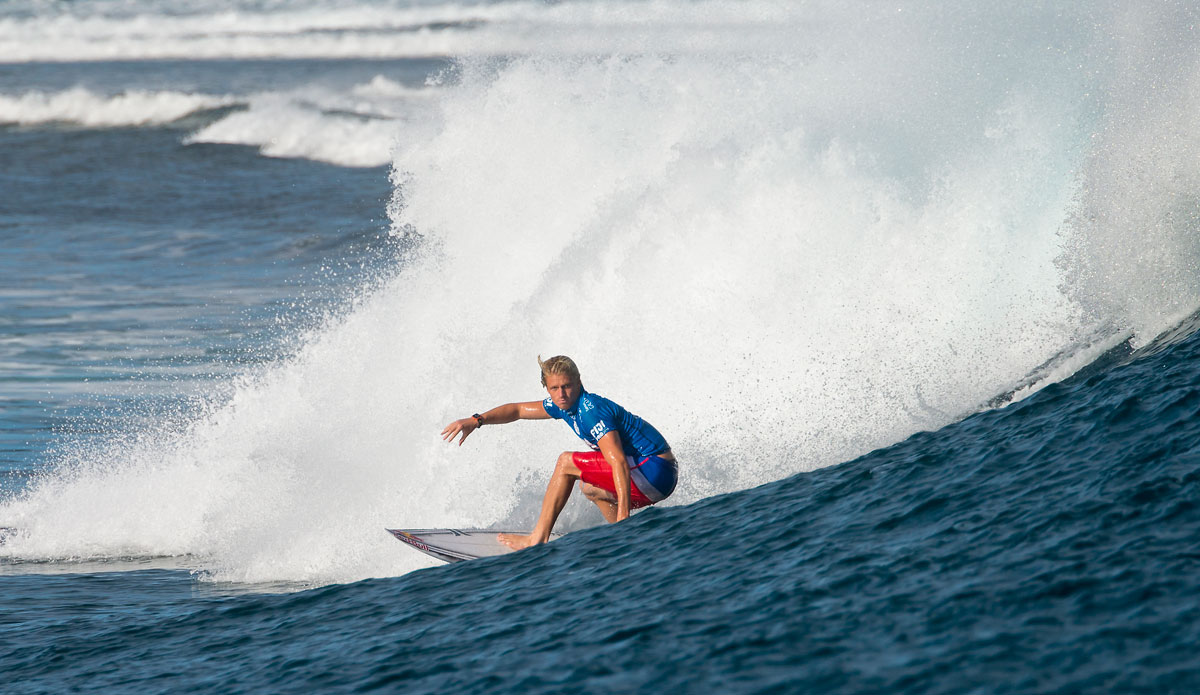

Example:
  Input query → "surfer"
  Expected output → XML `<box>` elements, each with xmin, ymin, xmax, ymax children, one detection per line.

<box><xmin>441</xmin><ymin>355</ymin><xmax>677</xmax><ymax>550</ymax></box>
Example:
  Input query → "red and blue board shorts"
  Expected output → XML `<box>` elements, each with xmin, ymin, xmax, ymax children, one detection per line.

<box><xmin>572</xmin><ymin>451</ymin><xmax>677</xmax><ymax>508</ymax></box>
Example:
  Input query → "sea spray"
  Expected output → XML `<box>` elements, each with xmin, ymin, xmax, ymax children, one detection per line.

<box><xmin>386</xmin><ymin>49</ymin><xmax>1085</xmax><ymax>490</ymax></box>
<box><xmin>1058</xmin><ymin>2</ymin><xmax>1200</xmax><ymax>343</ymax></box>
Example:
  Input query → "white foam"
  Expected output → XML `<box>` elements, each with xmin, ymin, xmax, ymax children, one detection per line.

<box><xmin>4</xmin><ymin>1</ymin><xmax>1200</xmax><ymax>586</ymax></box>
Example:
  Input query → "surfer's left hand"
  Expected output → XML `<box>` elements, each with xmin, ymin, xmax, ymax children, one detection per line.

<box><xmin>441</xmin><ymin>418</ymin><xmax>478</xmax><ymax>446</ymax></box>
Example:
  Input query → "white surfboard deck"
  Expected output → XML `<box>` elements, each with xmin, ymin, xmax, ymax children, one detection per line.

<box><xmin>386</xmin><ymin>528</ymin><xmax>561</xmax><ymax>563</ymax></box>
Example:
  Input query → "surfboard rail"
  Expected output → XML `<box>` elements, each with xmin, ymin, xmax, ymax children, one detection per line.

<box><xmin>386</xmin><ymin>528</ymin><xmax>561</xmax><ymax>563</ymax></box>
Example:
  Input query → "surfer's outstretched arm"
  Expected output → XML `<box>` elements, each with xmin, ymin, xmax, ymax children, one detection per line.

<box><xmin>441</xmin><ymin>400</ymin><xmax>550</xmax><ymax>445</ymax></box>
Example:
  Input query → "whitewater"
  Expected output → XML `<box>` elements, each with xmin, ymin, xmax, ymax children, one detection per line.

<box><xmin>2</xmin><ymin>1</ymin><xmax>1200</xmax><ymax>691</ymax></box>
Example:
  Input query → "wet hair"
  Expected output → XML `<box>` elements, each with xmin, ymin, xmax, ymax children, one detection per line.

<box><xmin>538</xmin><ymin>355</ymin><xmax>581</xmax><ymax>387</ymax></box>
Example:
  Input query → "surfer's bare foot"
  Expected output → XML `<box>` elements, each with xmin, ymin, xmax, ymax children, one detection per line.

<box><xmin>497</xmin><ymin>533</ymin><xmax>543</xmax><ymax>550</ymax></box>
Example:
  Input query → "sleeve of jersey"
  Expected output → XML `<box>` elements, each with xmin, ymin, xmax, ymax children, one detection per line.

<box><xmin>542</xmin><ymin>397</ymin><xmax>563</xmax><ymax>420</ymax></box>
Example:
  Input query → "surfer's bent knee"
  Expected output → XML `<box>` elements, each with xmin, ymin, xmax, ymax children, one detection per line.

<box><xmin>554</xmin><ymin>450</ymin><xmax>581</xmax><ymax>477</ymax></box>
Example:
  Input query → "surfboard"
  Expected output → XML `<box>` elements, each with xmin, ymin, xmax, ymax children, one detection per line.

<box><xmin>386</xmin><ymin>528</ymin><xmax>560</xmax><ymax>563</ymax></box>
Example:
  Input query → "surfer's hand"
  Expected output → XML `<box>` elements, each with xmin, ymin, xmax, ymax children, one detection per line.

<box><xmin>441</xmin><ymin>418</ymin><xmax>478</xmax><ymax>446</ymax></box>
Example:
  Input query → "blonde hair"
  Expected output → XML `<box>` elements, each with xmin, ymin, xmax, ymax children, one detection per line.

<box><xmin>538</xmin><ymin>355</ymin><xmax>580</xmax><ymax>387</ymax></box>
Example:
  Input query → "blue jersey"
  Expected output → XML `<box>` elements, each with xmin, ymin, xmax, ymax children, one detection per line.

<box><xmin>542</xmin><ymin>390</ymin><xmax>669</xmax><ymax>458</ymax></box>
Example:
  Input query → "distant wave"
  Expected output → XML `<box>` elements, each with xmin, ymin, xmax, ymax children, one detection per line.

<box><xmin>0</xmin><ymin>1</ymin><xmax>512</xmax><ymax>62</ymax></box>
<box><xmin>0</xmin><ymin>77</ymin><xmax>437</xmax><ymax>167</ymax></box>
<box><xmin>0</xmin><ymin>0</ymin><xmax>803</xmax><ymax>63</ymax></box>
<box><xmin>183</xmin><ymin>76</ymin><xmax>440</xmax><ymax>167</ymax></box>
<box><xmin>0</xmin><ymin>88</ymin><xmax>236</xmax><ymax>127</ymax></box>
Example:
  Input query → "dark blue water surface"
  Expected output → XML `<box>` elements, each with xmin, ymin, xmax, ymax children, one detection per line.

<box><xmin>1</xmin><ymin>109</ymin><xmax>398</xmax><ymax>473</ymax></box>
<box><xmin>6</xmin><ymin>311</ymin><xmax>1200</xmax><ymax>693</ymax></box>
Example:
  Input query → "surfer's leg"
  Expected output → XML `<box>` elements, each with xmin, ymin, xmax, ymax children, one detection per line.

<box><xmin>580</xmin><ymin>483</ymin><xmax>619</xmax><ymax>523</ymax></box>
<box><xmin>499</xmin><ymin>451</ymin><xmax>581</xmax><ymax>550</ymax></box>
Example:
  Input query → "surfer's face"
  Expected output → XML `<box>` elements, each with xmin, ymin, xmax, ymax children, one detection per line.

<box><xmin>545</xmin><ymin>373</ymin><xmax>582</xmax><ymax>411</ymax></box>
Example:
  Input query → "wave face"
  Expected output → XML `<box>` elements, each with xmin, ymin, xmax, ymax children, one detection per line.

<box><xmin>2</xmin><ymin>0</ymin><xmax>1200</xmax><ymax>591</ymax></box>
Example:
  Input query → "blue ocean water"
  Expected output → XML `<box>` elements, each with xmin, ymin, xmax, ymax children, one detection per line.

<box><xmin>1</xmin><ymin>116</ymin><xmax>399</xmax><ymax>467</ymax></box>
<box><xmin>3</xmin><ymin>1</ymin><xmax>1200</xmax><ymax>692</ymax></box>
